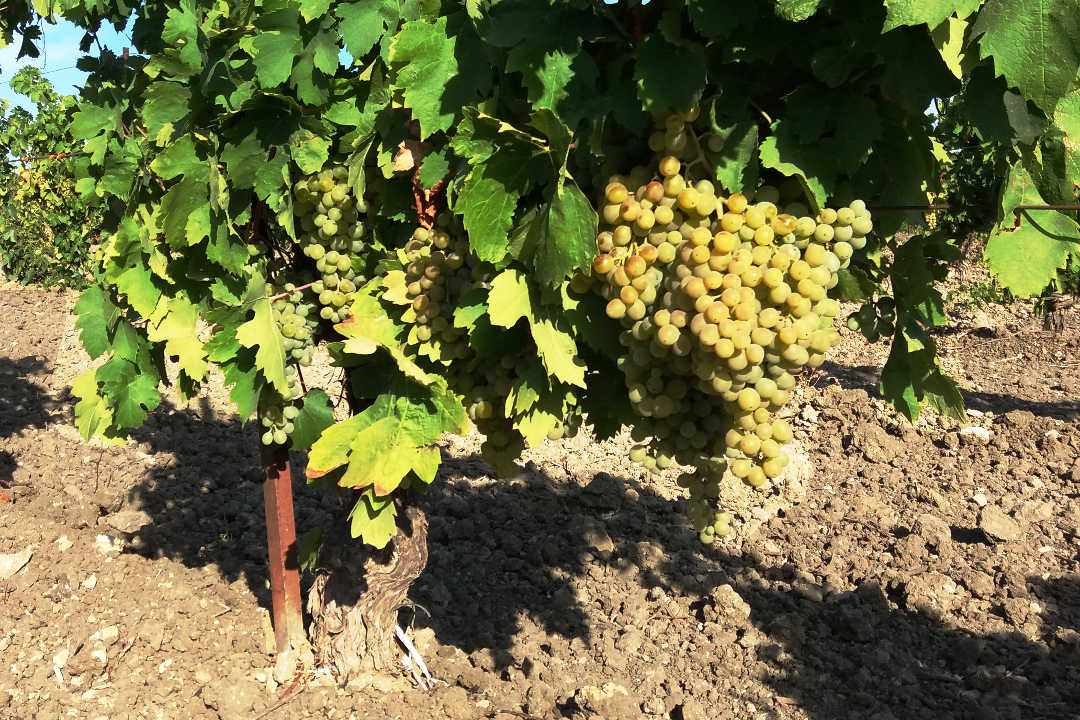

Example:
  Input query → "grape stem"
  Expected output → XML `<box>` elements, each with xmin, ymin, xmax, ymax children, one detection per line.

<box><xmin>266</xmin><ymin>280</ymin><xmax>318</xmax><ymax>303</ymax></box>
<box><xmin>684</xmin><ymin>125</ymin><xmax>711</xmax><ymax>177</ymax></box>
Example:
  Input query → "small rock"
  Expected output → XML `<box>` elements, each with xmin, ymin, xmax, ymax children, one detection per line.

<box><xmin>678</xmin><ymin>698</ymin><xmax>709</xmax><ymax>720</ymax></box>
<box><xmin>972</xmin><ymin>493</ymin><xmax>988</xmax><ymax>508</ymax></box>
<box><xmin>1019</xmin><ymin>500</ymin><xmax>1053</xmax><ymax>524</ymax></box>
<box><xmin>961</xmin><ymin>570</ymin><xmax>995</xmax><ymax>599</ymax></box>
<box><xmin>707</xmin><ymin>584</ymin><xmax>751</xmax><ymax>624</ymax></box>
<box><xmin>104</xmin><ymin>510</ymin><xmax>152</xmax><ymax>535</ymax></box>
<box><xmin>97</xmin><ymin>625</ymin><xmax>119</xmax><ymax>646</ymax></box>
<box><xmin>959</xmin><ymin>426</ymin><xmax>991</xmax><ymax>443</ymax></box>
<box><xmin>904</xmin><ymin>571</ymin><xmax>957</xmax><ymax>618</ymax></box>
<box><xmin>273</xmin><ymin>648</ymin><xmax>298</xmax><ymax>685</ymax></box>
<box><xmin>94</xmin><ymin>535</ymin><xmax>120</xmax><ymax>553</ymax></box>
<box><xmin>979</xmin><ymin>505</ymin><xmax>1021</xmax><ymax>542</ymax></box>
<box><xmin>56</xmin><ymin>535</ymin><xmax>73</xmax><ymax>552</ymax></box>
<box><xmin>573</xmin><ymin>683</ymin><xmax>638</xmax><ymax>718</ymax></box>
<box><xmin>914</xmin><ymin>513</ymin><xmax>952</xmax><ymax>550</ymax></box>
<box><xmin>615</xmin><ymin>628</ymin><xmax>643</xmax><ymax>655</ymax></box>
<box><xmin>569</xmin><ymin>516</ymin><xmax>615</xmax><ymax>555</ymax></box>
<box><xmin>81</xmin><ymin>574</ymin><xmax>97</xmax><ymax>590</ymax></box>
<box><xmin>1002</xmin><ymin>597</ymin><xmax>1031</xmax><ymax>624</ymax></box>
<box><xmin>0</xmin><ymin>548</ymin><xmax>32</xmax><ymax>580</ymax></box>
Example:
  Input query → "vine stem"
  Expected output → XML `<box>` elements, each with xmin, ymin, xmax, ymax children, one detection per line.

<box><xmin>684</xmin><ymin>124</ymin><xmax>711</xmax><ymax>177</ymax></box>
<box><xmin>266</xmin><ymin>280</ymin><xmax>318</xmax><ymax>303</ymax></box>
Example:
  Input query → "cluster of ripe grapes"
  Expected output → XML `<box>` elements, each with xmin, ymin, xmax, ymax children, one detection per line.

<box><xmin>583</xmin><ymin>115</ymin><xmax>874</xmax><ymax>543</ymax></box>
<box><xmin>292</xmin><ymin>164</ymin><xmax>367</xmax><ymax>325</ymax></box>
<box><xmin>398</xmin><ymin>215</ymin><xmax>479</xmax><ymax>361</ymax></box>
<box><xmin>258</xmin><ymin>282</ymin><xmax>315</xmax><ymax>446</ymax></box>
<box><xmin>388</xmin><ymin>214</ymin><xmax>580</xmax><ymax>472</ymax></box>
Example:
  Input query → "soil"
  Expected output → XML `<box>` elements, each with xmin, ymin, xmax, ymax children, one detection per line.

<box><xmin>1</xmin><ymin>276</ymin><xmax>1078</xmax><ymax>720</ymax></box>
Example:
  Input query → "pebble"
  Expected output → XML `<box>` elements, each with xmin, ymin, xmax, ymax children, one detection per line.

<box><xmin>56</xmin><ymin>535</ymin><xmax>73</xmax><ymax>552</ymax></box>
<box><xmin>0</xmin><ymin>548</ymin><xmax>32</xmax><ymax>580</ymax></box>
<box><xmin>979</xmin><ymin>505</ymin><xmax>1021</xmax><ymax>542</ymax></box>
<box><xmin>104</xmin><ymin>510</ymin><xmax>152</xmax><ymax>534</ymax></box>
<box><xmin>972</xmin><ymin>493</ymin><xmax>988</xmax><ymax>508</ymax></box>
<box><xmin>959</xmin><ymin>426</ymin><xmax>991</xmax><ymax>443</ymax></box>
<box><xmin>81</xmin><ymin>575</ymin><xmax>97</xmax><ymax>590</ymax></box>
<box><xmin>914</xmin><ymin>513</ymin><xmax>951</xmax><ymax>550</ymax></box>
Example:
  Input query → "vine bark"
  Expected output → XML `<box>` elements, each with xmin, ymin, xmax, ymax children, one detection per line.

<box><xmin>307</xmin><ymin>504</ymin><xmax>429</xmax><ymax>682</ymax></box>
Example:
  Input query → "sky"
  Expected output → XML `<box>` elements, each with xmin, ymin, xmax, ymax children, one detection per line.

<box><xmin>0</xmin><ymin>19</ymin><xmax>131</xmax><ymax>112</ymax></box>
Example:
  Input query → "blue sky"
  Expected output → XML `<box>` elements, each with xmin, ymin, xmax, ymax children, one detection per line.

<box><xmin>0</xmin><ymin>19</ymin><xmax>130</xmax><ymax>112</ymax></box>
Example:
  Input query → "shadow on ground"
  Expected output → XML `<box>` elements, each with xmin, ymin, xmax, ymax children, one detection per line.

<box><xmin>820</xmin><ymin>361</ymin><xmax>1080</xmax><ymax>420</ymax></box>
<box><xmin>0</xmin><ymin>355</ymin><xmax>59</xmax><ymax>488</ymax></box>
<box><xmin>71</xmin><ymin>371</ymin><xmax>1077</xmax><ymax>720</ymax></box>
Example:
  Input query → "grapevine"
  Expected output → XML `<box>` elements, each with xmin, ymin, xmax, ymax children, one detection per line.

<box><xmin>4</xmin><ymin>0</ymin><xmax>1078</xmax><ymax>677</ymax></box>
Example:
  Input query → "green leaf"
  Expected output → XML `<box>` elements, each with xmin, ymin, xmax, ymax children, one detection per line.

<box><xmin>416</xmin><ymin>144</ymin><xmax>452</xmax><ymax>188</ymax></box>
<box><xmin>487</xmin><ymin>269</ymin><xmax>531</xmax><ymax>328</ymax></box>
<box><xmin>146</xmin><ymin>295</ymin><xmax>208</xmax><ymax>381</ymax></box>
<box><xmin>530</xmin><ymin>317</ymin><xmax>586</xmax><ymax>388</ymax></box>
<box><xmin>759</xmin><ymin>134</ymin><xmax>827</xmax><ymax>209</ymax></box>
<box><xmin>511</xmin><ymin>179</ymin><xmax>597</xmax><ymax>289</ymax></box>
<box><xmin>773</xmin><ymin>0</ymin><xmax>822</xmax><ymax>21</ymax></box>
<box><xmin>297</xmin><ymin>526</ymin><xmax>323</xmax><ymax>573</ymax></box>
<box><xmin>307</xmin><ymin>413</ymin><xmax>366</xmax><ymax>478</ymax></box>
<box><xmin>72</xmin><ymin>370</ymin><xmax>116</xmax><ymax>442</ymax></box>
<box><xmin>249</xmin><ymin>10</ymin><xmax>302</xmax><ymax>88</ymax></box>
<box><xmin>390</xmin><ymin>17</ymin><xmax>472</xmax><ymax>138</ymax></box>
<box><xmin>883</xmin><ymin>0</ymin><xmax>982</xmax><ymax>32</ymax></box>
<box><xmin>634</xmin><ymin>35</ymin><xmax>706</xmax><ymax>114</ymax></box>
<box><xmin>337</xmin><ymin>0</ymin><xmax>398</xmax><ymax>59</ymax></box>
<box><xmin>151</xmin><ymin>134</ymin><xmax>207</xmax><ymax>181</ymax></box>
<box><xmin>972</xmin><ymin>0</ymin><xmax>1080</xmax><ymax>115</ymax></box>
<box><xmin>74</xmin><ymin>286</ymin><xmax>119</xmax><ymax>359</ymax></box>
<box><xmin>711</xmin><ymin>120</ymin><xmax>759</xmax><ymax>193</ymax></box>
<box><xmin>506</xmin><ymin>46</ymin><xmax>574</xmax><ymax>115</ymax></box>
<box><xmin>986</xmin><ymin>162</ymin><xmax>1080</xmax><ymax>296</ymax></box>
<box><xmin>487</xmin><ymin>270</ymin><xmax>586</xmax><ymax>388</ymax></box>
<box><xmin>299</xmin><ymin>0</ymin><xmax>332</xmax><ymax>22</ymax></box>
<box><xmin>142</xmin><ymin>81</ymin><xmax>191</xmax><ymax>140</ymax></box>
<box><xmin>95</xmin><ymin>356</ymin><xmax>161</xmax><ymax>429</ymax></box>
<box><xmin>289</xmin><ymin>129</ymin><xmax>331</xmax><ymax>174</ymax></box>
<box><xmin>290</xmin><ymin>388</ymin><xmax>336</xmax><ymax>450</ymax></box>
<box><xmin>235</xmin><ymin>281</ymin><xmax>289</xmax><ymax>396</ymax></box>
<box><xmin>456</xmin><ymin>146</ymin><xmax>532</xmax><ymax>263</ymax></box>
<box><xmin>160</xmin><ymin>177</ymin><xmax>211</xmax><ymax>248</ymax></box>
<box><xmin>348</xmin><ymin>492</ymin><xmax>397</xmax><ymax>549</ymax></box>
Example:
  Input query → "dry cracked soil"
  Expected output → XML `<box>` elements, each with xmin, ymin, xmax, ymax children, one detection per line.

<box><xmin>0</xmin><ymin>278</ymin><xmax>1078</xmax><ymax>720</ymax></box>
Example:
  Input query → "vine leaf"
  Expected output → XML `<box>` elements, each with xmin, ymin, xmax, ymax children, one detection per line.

<box><xmin>456</xmin><ymin>145</ymin><xmax>532</xmax><ymax>263</ymax></box>
<box><xmin>146</xmin><ymin>295</ymin><xmax>208</xmax><ymax>381</ymax></box>
<box><xmin>513</xmin><ymin>177</ymin><xmax>596</xmax><ymax>288</ymax></box>
<box><xmin>336</xmin><ymin>0</ymin><xmax>398</xmax><ymax>60</ymax></box>
<box><xmin>986</xmin><ymin>162</ymin><xmax>1080</xmax><ymax>296</ymax></box>
<box><xmin>71</xmin><ymin>371</ymin><xmax>120</xmax><ymax>444</ymax></box>
<box><xmin>634</xmin><ymin>35</ymin><xmax>706</xmax><ymax>114</ymax></box>
<box><xmin>348</xmin><ymin>491</ymin><xmax>397</xmax><ymax>549</ymax></box>
<box><xmin>488</xmin><ymin>269</ymin><xmax>587</xmax><ymax>388</ymax></box>
<box><xmin>74</xmin><ymin>286</ymin><xmax>119</xmax><ymax>359</ymax></box>
<box><xmin>971</xmin><ymin>0</ymin><xmax>1080</xmax><ymax>115</ymax></box>
<box><xmin>390</xmin><ymin>17</ymin><xmax>473</xmax><ymax>139</ymax></box>
<box><xmin>235</xmin><ymin>282</ymin><xmax>289</xmax><ymax>396</ymax></box>
<box><xmin>882</xmin><ymin>0</ymin><xmax>981</xmax><ymax>32</ymax></box>
<box><xmin>290</xmin><ymin>389</ymin><xmax>335</xmax><ymax>450</ymax></box>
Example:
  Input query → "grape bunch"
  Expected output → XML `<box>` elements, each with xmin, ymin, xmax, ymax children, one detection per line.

<box><xmin>270</xmin><ymin>281</ymin><xmax>318</xmax><ymax>368</ymax></box>
<box><xmin>398</xmin><ymin>214</ymin><xmax>479</xmax><ymax>361</ymax></box>
<box><xmin>586</xmin><ymin>130</ymin><xmax>873</xmax><ymax>543</ymax></box>
<box><xmin>260</xmin><ymin>398</ymin><xmax>300</xmax><ymax>446</ymax></box>
<box><xmin>292</xmin><ymin>164</ymin><xmax>367</xmax><ymax>324</ymax></box>
<box><xmin>846</xmin><ymin>294</ymin><xmax>896</xmax><ymax>342</ymax></box>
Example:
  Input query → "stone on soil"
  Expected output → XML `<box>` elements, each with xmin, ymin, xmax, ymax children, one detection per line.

<box><xmin>979</xmin><ymin>505</ymin><xmax>1021</xmax><ymax>542</ymax></box>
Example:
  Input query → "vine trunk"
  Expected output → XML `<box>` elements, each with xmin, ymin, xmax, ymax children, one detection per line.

<box><xmin>306</xmin><ymin>505</ymin><xmax>429</xmax><ymax>682</ymax></box>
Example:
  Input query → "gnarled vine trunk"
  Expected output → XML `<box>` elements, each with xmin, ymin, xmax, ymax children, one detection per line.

<box><xmin>307</xmin><ymin>505</ymin><xmax>428</xmax><ymax>683</ymax></box>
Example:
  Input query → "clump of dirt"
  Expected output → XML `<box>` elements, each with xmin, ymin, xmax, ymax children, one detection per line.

<box><xmin>1</xmin><ymin>282</ymin><xmax>1077</xmax><ymax>720</ymax></box>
